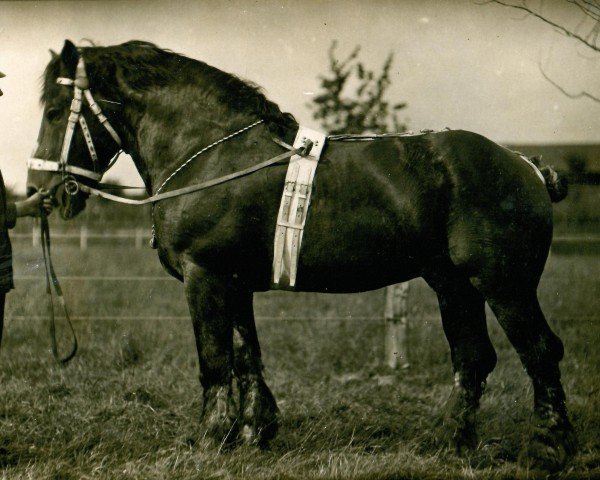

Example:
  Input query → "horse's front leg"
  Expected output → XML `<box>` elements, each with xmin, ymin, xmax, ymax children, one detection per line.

<box><xmin>231</xmin><ymin>289</ymin><xmax>278</xmax><ymax>447</ymax></box>
<box><xmin>183</xmin><ymin>262</ymin><xmax>238</xmax><ymax>444</ymax></box>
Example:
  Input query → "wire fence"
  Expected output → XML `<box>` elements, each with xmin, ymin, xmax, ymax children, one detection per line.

<box><xmin>9</xmin><ymin>226</ymin><xmax>599</xmax><ymax>368</ymax></box>
<box><xmin>10</xmin><ymin>226</ymin><xmax>600</xmax><ymax>251</ymax></box>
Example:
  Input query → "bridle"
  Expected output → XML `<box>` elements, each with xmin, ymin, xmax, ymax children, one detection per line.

<box><xmin>26</xmin><ymin>54</ymin><xmax>124</xmax><ymax>363</ymax></box>
<box><xmin>27</xmin><ymin>56</ymin><xmax>124</xmax><ymax>195</ymax></box>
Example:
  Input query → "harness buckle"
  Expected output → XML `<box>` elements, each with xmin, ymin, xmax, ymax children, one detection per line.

<box><xmin>70</xmin><ymin>98</ymin><xmax>82</xmax><ymax>113</ymax></box>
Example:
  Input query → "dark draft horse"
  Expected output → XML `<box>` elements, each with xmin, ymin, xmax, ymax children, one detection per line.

<box><xmin>27</xmin><ymin>40</ymin><xmax>575</xmax><ymax>473</ymax></box>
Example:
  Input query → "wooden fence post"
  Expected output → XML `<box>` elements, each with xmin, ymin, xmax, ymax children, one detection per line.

<box><xmin>384</xmin><ymin>282</ymin><xmax>410</xmax><ymax>369</ymax></box>
<box><xmin>80</xmin><ymin>226</ymin><xmax>88</xmax><ymax>251</ymax></box>
<box><xmin>32</xmin><ymin>222</ymin><xmax>40</xmax><ymax>247</ymax></box>
<box><xmin>135</xmin><ymin>228</ymin><xmax>144</xmax><ymax>249</ymax></box>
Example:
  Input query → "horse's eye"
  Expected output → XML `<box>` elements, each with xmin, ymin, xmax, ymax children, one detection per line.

<box><xmin>46</xmin><ymin>108</ymin><xmax>62</xmax><ymax>123</ymax></box>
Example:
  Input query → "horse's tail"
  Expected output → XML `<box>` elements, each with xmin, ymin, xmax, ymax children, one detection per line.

<box><xmin>529</xmin><ymin>155</ymin><xmax>568</xmax><ymax>203</ymax></box>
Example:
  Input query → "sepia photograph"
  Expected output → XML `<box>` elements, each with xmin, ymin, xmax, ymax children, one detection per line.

<box><xmin>0</xmin><ymin>1</ymin><xmax>598</xmax><ymax>478</ymax></box>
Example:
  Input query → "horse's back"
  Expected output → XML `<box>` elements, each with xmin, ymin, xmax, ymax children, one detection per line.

<box><xmin>295</xmin><ymin>130</ymin><xmax>553</xmax><ymax>292</ymax></box>
<box><xmin>296</xmin><ymin>133</ymin><xmax>452</xmax><ymax>291</ymax></box>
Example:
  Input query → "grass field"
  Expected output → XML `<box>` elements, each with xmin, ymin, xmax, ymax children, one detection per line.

<box><xmin>0</xmin><ymin>240</ymin><xmax>598</xmax><ymax>479</ymax></box>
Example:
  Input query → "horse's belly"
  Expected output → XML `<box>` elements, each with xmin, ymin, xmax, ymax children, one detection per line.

<box><xmin>294</xmin><ymin>261</ymin><xmax>420</xmax><ymax>293</ymax></box>
<box><xmin>292</xmin><ymin>217</ymin><xmax>425</xmax><ymax>293</ymax></box>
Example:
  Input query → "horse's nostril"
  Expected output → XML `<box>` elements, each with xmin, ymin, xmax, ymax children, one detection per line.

<box><xmin>26</xmin><ymin>186</ymin><xmax>38</xmax><ymax>197</ymax></box>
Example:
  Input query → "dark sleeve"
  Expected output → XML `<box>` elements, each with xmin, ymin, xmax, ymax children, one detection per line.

<box><xmin>5</xmin><ymin>202</ymin><xmax>16</xmax><ymax>229</ymax></box>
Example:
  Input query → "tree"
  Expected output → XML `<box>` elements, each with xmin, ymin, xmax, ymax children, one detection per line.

<box><xmin>486</xmin><ymin>0</ymin><xmax>600</xmax><ymax>102</ymax></box>
<box><xmin>309</xmin><ymin>41</ymin><xmax>407</xmax><ymax>134</ymax></box>
<box><xmin>309</xmin><ymin>42</ymin><xmax>411</xmax><ymax>370</ymax></box>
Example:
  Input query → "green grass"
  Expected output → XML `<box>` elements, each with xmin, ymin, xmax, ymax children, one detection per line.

<box><xmin>0</xmin><ymin>242</ymin><xmax>598</xmax><ymax>479</ymax></box>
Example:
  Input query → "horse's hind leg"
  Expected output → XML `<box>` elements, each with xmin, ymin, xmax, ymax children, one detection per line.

<box><xmin>423</xmin><ymin>263</ymin><xmax>497</xmax><ymax>453</ymax></box>
<box><xmin>231</xmin><ymin>290</ymin><xmax>278</xmax><ymax>447</ymax></box>
<box><xmin>183</xmin><ymin>262</ymin><xmax>238</xmax><ymax>445</ymax></box>
<box><xmin>482</xmin><ymin>288</ymin><xmax>576</xmax><ymax>473</ymax></box>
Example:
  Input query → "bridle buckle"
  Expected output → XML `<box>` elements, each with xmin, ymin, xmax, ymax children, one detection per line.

<box><xmin>64</xmin><ymin>176</ymin><xmax>80</xmax><ymax>196</ymax></box>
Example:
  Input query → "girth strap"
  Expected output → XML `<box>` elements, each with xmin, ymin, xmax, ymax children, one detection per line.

<box><xmin>272</xmin><ymin>126</ymin><xmax>327</xmax><ymax>288</ymax></box>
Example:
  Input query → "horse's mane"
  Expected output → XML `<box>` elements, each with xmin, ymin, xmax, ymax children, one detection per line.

<box><xmin>42</xmin><ymin>40</ymin><xmax>298</xmax><ymax>135</ymax></box>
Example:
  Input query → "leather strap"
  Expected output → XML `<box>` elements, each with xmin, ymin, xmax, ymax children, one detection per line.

<box><xmin>78</xmin><ymin>115</ymin><xmax>99</xmax><ymax>169</ymax></box>
<box><xmin>40</xmin><ymin>209</ymin><xmax>78</xmax><ymax>364</ymax></box>
<box><xmin>272</xmin><ymin>126</ymin><xmax>327</xmax><ymax>288</ymax></box>
<box><xmin>83</xmin><ymin>89</ymin><xmax>122</xmax><ymax>145</ymax></box>
<box><xmin>29</xmin><ymin>56</ymin><xmax>124</xmax><ymax>183</ymax></box>
<box><xmin>27</xmin><ymin>158</ymin><xmax>103</xmax><ymax>181</ymax></box>
<box><xmin>78</xmin><ymin>144</ymin><xmax>307</xmax><ymax>205</ymax></box>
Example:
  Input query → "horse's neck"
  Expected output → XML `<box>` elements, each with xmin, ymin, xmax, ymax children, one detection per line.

<box><xmin>121</xmin><ymin>89</ymin><xmax>251</xmax><ymax>194</ymax></box>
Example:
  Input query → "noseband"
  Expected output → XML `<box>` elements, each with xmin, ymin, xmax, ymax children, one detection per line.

<box><xmin>27</xmin><ymin>56</ymin><xmax>123</xmax><ymax>189</ymax></box>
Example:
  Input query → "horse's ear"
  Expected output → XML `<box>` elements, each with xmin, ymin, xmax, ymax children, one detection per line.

<box><xmin>60</xmin><ymin>40</ymin><xmax>79</xmax><ymax>73</ymax></box>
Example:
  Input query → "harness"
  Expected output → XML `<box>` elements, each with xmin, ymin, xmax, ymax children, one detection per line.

<box><xmin>26</xmin><ymin>55</ymin><xmax>312</xmax><ymax>244</ymax></box>
<box><xmin>26</xmin><ymin>56</ymin><xmax>125</xmax><ymax>363</ymax></box>
<box><xmin>273</xmin><ymin>126</ymin><xmax>327</xmax><ymax>288</ymax></box>
<box><xmin>26</xmin><ymin>55</ymin><xmax>318</xmax><ymax>361</ymax></box>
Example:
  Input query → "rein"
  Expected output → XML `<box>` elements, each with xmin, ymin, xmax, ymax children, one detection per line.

<box><xmin>77</xmin><ymin>140</ymin><xmax>310</xmax><ymax>205</ymax></box>
<box><xmin>39</xmin><ymin>208</ymin><xmax>78</xmax><ymax>364</ymax></box>
<box><xmin>26</xmin><ymin>52</ymin><xmax>310</xmax><ymax>359</ymax></box>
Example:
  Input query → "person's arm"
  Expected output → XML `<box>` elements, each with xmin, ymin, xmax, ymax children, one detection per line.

<box><xmin>8</xmin><ymin>192</ymin><xmax>53</xmax><ymax>229</ymax></box>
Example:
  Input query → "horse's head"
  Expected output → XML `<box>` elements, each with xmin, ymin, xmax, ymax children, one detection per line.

<box><xmin>27</xmin><ymin>40</ymin><xmax>123</xmax><ymax>219</ymax></box>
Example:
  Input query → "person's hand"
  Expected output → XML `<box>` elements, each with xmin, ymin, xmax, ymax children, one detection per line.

<box><xmin>15</xmin><ymin>189</ymin><xmax>54</xmax><ymax>218</ymax></box>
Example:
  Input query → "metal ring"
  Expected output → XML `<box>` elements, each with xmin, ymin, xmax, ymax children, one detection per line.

<box><xmin>64</xmin><ymin>178</ymin><xmax>80</xmax><ymax>196</ymax></box>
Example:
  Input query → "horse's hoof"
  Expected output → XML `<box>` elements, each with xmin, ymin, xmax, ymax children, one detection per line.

<box><xmin>238</xmin><ymin>417</ymin><xmax>278</xmax><ymax>448</ymax></box>
<box><xmin>441</xmin><ymin>399</ymin><xmax>478</xmax><ymax>453</ymax></box>
<box><xmin>239</xmin><ymin>424</ymin><xmax>268</xmax><ymax>448</ymax></box>
<box><xmin>201</xmin><ymin>417</ymin><xmax>238</xmax><ymax>446</ymax></box>
<box><xmin>440</xmin><ymin>419</ymin><xmax>477</xmax><ymax>455</ymax></box>
<box><xmin>517</xmin><ymin>422</ymin><xmax>577</xmax><ymax>475</ymax></box>
<box><xmin>201</xmin><ymin>386</ymin><xmax>239</xmax><ymax>446</ymax></box>
<box><xmin>517</xmin><ymin>441</ymin><xmax>566</xmax><ymax>476</ymax></box>
<box><xmin>239</xmin><ymin>379</ymin><xmax>279</xmax><ymax>447</ymax></box>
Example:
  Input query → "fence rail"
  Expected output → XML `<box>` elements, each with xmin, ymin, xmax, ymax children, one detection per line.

<box><xmin>11</xmin><ymin>227</ymin><xmax>600</xmax><ymax>251</ymax></box>
<box><xmin>10</xmin><ymin>226</ymin><xmax>600</xmax><ymax>369</ymax></box>
<box><xmin>11</xmin><ymin>226</ymin><xmax>149</xmax><ymax>250</ymax></box>
<box><xmin>6</xmin><ymin>315</ymin><xmax>598</xmax><ymax>322</ymax></box>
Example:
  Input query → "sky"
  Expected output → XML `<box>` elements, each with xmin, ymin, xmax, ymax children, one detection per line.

<box><xmin>1</xmin><ymin>0</ymin><xmax>598</xmax><ymax>192</ymax></box>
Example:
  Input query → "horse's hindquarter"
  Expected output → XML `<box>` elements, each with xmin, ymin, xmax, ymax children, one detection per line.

<box><xmin>297</xmin><ymin>130</ymin><xmax>554</xmax><ymax>292</ymax></box>
<box><xmin>426</xmin><ymin>130</ymin><xmax>554</xmax><ymax>283</ymax></box>
<box><xmin>295</xmin><ymin>136</ymin><xmax>450</xmax><ymax>292</ymax></box>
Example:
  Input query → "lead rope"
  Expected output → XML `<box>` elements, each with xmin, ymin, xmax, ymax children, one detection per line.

<box><xmin>39</xmin><ymin>207</ymin><xmax>78</xmax><ymax>364</ymax></box>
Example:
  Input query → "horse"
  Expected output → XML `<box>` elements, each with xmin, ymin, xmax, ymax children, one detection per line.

<box><xmin>27</xmin><ymin>40</ymin><xmax>575</xmax><ymax>473</ymax></box>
